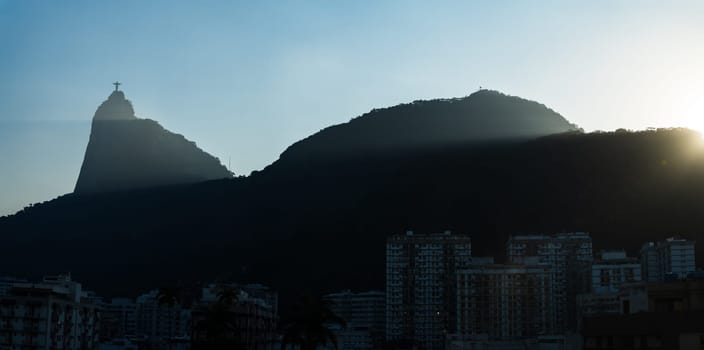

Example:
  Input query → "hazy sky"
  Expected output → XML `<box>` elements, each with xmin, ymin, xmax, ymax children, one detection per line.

<box><xmin>1</xmin><ymin>0</ymin><xmax>704</xmax><ymax>216</ymax></box>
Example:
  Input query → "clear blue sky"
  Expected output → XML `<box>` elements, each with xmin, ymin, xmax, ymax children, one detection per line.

<box><xmin>1</xmin><ymin>0</ymin><xmax>703</xmax><ymax>215</ymax></box>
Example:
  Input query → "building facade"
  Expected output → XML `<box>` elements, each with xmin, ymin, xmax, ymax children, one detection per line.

<box><xmin>591</xmin><ymin>251</ymin><xmax>641</xmax><ymax>294</ymax></box>
<box><xmin>583</xmin><ymin>279</ymin><xmax>704</xmax><ymax>350</ymax></box>
<box><xmin>0</xmin><ymin>274</ymin><xmax>100</xmax><ymax>350</ymax></box>
<box><xmin>0</xmin><ymin>278</ymin><xmax>28</xmax><ymax>298</ymax></box>
<box><xmin>656</xmin><ymin>237</ymin><xmax>696</xmax><ymax>279</ymax></box>
<box><xmin>134</xmin><ymin>289</ymin><xmax>191</xmax><ymax>350</ymax></box>
<box><xmin>386</xmin><ymin>230</ymin><xmax>472</xmax><ymax>350</ymax></box>
<box><xmin>639</xmin><ymin>242</ymin><xmax>659</xmax><ymax>282</ymax></box>
<box><xmin>507</xmin><ymin>232</ymin><xmax>593</xmax><ymax>331</ymax></box>
<box><xmin>455</xmin><ymin>263</ymin><xmax>555</xmax><ymax>340</ymax></box>
<box><xmin>576</xmin><ymin>251</ymin><xmax>642</xmax><ymax>330</ymax></box>
<box><xmin>640</xmin><ymin>237</ymin><xmax>696</xmax><ymax>281</ymax></box>
<box><xmin>324</xmin><ymin>290</ymin><xmax>385</xmax><ymax>350</ymax></box>
<box><xmin>100</xmin><ymin>298</ymin><xmax>137</xmax><ymax>341</ymax></box>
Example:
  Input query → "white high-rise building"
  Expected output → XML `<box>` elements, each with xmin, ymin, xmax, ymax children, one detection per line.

<box><xmin>386</xmin><ymin>230</ymin><xmax>472</xmax><ymax>350</ymax></box>
<box><xmin>657</xmin><ymin>237</ymin><xmax>696</xmax><ymax>279</ymax></box>
<box><xmin>640</xmin><ymin>237</ymin><xmax>696</xmax><ymax>281</ymax></box>
<box><xmin>507</xmin><ymin>232</ymin><xmax>593</xmax><ymax>331</ymax></box>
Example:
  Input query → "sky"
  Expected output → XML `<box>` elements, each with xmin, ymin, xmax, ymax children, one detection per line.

<box><xmin>1</xmin><ymin>0</ymin><xmax>704</xmax><ymax>216</ymax></box>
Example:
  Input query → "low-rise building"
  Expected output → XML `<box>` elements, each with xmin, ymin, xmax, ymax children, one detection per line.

<box><xmin>576</xmin><ymin>293</ymin><xmax>622</xmax><ymax>328</ymax></box>
<box><xmin>582</xmin><ymin>311</ymin><xmax>704</xmax><ymax>350</ymax></box>
<box><xmin>583</xmin><ymin>278</ymin><xmax>704</xmax><ymax>349</ymax></box>
<box><xmin>576</xmin><ymin>251</ymin><xmax>642</xmax><ymax>327</ymax></box>
<box><xmin>591</xmin><ymin>251</ymin><xmax>641</xmax><ymax>294</ymax></box>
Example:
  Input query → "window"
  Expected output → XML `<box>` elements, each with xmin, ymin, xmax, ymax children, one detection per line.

<box><xmin>600</xmin><ymin>269</ymin><xmax>610</xmax><ymax>286</ymax></box>
<box><xmin>646</xmin><ymin>335</ymin><xmax>662</xmax><ymax>347</ymax></box>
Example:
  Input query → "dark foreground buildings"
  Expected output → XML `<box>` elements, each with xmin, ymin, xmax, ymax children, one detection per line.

<box><xmin>0</xmin><ymin>275</ymin><xmax>100</xmax><ymax>350</ymax></box>
<box><xmin>582</xmin><ymin>279</ymin><xmax>704</xmax><ymax>350</ymax></box>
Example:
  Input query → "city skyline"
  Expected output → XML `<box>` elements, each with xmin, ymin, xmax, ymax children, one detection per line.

<box><xmin>3</xmin><ymin>1</ymin><xmax>704</xmax><ymax>215</ymax></box>
<box><xmin>3</xmin><ymin>2</ymin><xmax>704</xmax><ymax>348</ymax></box>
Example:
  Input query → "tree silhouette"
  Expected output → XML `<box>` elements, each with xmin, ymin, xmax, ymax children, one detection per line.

<box><xmin>195</xmin><ymin>303</ymin><xmax>244</xmax><ymax>350</ymax></box>
<box><xmin>193</xmin><ymin>286</ymin><xmax>247</xmax><ymax>350</ymax></box>
<box><xmin>280</xmin><ymin>295</ymin><xmax>346</xmax><ymax>350</ymax></box>
<box><xmin>216</xmin><ymin>286</ymin><xmax>239</xmax><ymax>306</ymax></box>
<box><xmin>157</xmin><ymin>287</ymin><xmax>179</xmax><ymax>308</ymax></box>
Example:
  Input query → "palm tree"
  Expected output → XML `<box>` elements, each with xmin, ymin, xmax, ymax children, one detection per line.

<box><xmin>196</xmin><ymin>303</ymin><xmax>241</xmax><ymax>350</ymax></box>
<box><xmin>157</xmin><ymin>287</ymin><xmax>179</xmax><ymax>308</ymax></box>
<box><xmin>194</xmin><ymin>286</ymin><xmax>244</xmax><ymax>350</ymax></box>
<box><xmin>216</xmin><ymin>287</ymin><xmax>239</xmax><ymax>307</ymax></box>
<box><xmin>280</xmin><ymin>295</ymin><xmax>346</xmax><ymax>350</ymax></box>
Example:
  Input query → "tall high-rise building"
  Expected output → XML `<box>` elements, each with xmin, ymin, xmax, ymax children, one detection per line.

<box><xmin>640</xmin><ymin>237</ymin><xmax>696</xmax><ymax>281</ymax></box>
<box><xmin>386</xmin><ymin>230</ymin><xmax>472</xmax><ymax>350</ymax></box>
<box><xmin>507</xmin><ymin>232</ymin><xmax>593</xmax><ymax>331</ymax></box>
<box><xmin>455</xmin><ymin>263</ymin><xmax>555</xmax><ymax>340</ymax></box>
<box><xmin>657</xmin><ymin>237</ymin><xmax>696</xmax><ymax>279</ymax></box>
<box><xmin>0</xmin><ymin>274</ymin><xmax>100</xmax><ymax>350</ymax></box>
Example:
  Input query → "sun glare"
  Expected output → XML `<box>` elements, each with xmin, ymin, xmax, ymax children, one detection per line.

<box><xmin>679</xmin><ymin>97</ymin><xmax>704</xmax><ymax>135</ymax></box>
<box><xmin>662</xmin><ymin>83</ymin><xmax>704</xmax><ymax>135</ymax></box>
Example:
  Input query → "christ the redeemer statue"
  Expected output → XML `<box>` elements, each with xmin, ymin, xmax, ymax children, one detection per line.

<box><xmin>113</xmin><ymin>81</ymin><xmax>121</xmax><ymax>91</ymax></box>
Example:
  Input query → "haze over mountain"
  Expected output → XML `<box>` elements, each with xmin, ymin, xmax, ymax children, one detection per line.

<box><xmin>1</xmin><ymin>90</ymin><xmax>702</xmax><ymax>306</ymax></box>
<box><xmin>74</xmin><ymin>88</ymin><xmax>232</xmax><ymax>194</ymax></box>
<box><xmin>278</xmin><ymin>90</ymin><xmax>579</xmax><ymax>161</ymax></box>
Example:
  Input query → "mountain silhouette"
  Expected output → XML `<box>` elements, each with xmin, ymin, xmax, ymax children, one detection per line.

<box><xmin>1</xmin><ymin>90</ymin><xmax>702</xmax><ymax>309</ymax></box>
<box><xmin>278</xmin><ymin>89</ymin><xmax>579</xmax><ymax>161</ymax></box>
<box><xmin>74</xmin><ymin>89</ymin><xmax>232</xmax><ymax>194</ymax></box>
